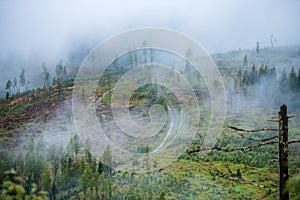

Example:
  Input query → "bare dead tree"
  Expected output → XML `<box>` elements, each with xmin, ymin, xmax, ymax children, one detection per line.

<box><xmin>187</xmin><ymin>104</ymin><xmax>299</xmax><ymax>200</ymax></box>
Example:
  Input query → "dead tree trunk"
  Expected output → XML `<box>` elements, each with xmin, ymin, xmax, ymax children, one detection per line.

<box><xmin>188</xmin><ymin>103</ymin><xmax>299</xmax><ymax>199</ymax></box>
<box><xmin>278</xmin><ymin>104</ymin><xmax>289</xmax><ymax>200</ymax></box>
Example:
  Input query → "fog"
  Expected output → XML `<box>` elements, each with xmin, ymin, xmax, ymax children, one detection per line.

<box><xmin>0</xmin><ymin>0</ymin><xmax>300</xmax><ymax>88</ymax></box>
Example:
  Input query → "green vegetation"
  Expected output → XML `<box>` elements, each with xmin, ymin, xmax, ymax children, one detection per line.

<box><xmin>1</xmin><ymin>46</ymin><xmax>300</xmax><ymax>199</ymax></box>
<box><xmin>1</xmin><ymin>135</ymin><xmax>294</xmax><ymax>199</ymax></box>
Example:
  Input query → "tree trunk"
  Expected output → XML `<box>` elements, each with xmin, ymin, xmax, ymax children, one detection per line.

<box><xmin>278</xmin><ymin>104</ymin><xmax>289</xmax><ymax>200</ymax></box>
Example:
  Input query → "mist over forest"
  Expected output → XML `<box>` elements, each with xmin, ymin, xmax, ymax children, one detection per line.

<box><xmin>1</xmin><ymin>0</ymin><xmax>300</xmax><ymax>92</ymax></box>
<box><xmin>211</xmin><ymin>45</ymin><xmax>300</xmax><ymax>113</ymax></box>
<box><xmin>1</xmin><ymin>1</ymin><xmax>300</xmax><ymax>200</ymax></box>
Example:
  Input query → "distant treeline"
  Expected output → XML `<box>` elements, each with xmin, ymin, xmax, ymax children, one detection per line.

<box><xmin>3</xmin><ymin>61</ymin><xmax>78</xmax><ymax>99</ymax></box>
<box><xmin>234</xmin><ymin>64</ymin><xmax>300</xmax><ymax>93</ymax></box>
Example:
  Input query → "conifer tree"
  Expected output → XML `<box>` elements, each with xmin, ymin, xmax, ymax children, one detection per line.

<box><xmin>5</xmin><ymin>80</ymin><xmax>12</xmax><ymax>97</ymax></box>
<box><xmin>243</xmin><ymin>54</ymin><xmax>248</xmax><ymax>67</ymax></box>
<box><xmin>19</xmin><ymin>68</ymin><xmax>26</xmax><ymax>92</ymax></box>
<box><xmin>288</xmin><ymin>66</ymin><xmax>297</xmax><ymax>91</ymax></box>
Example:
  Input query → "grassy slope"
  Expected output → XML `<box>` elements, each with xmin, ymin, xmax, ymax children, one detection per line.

<box><xmin>0</xmin><ymin>46</ymin><xmax>300</xmax><ymax>199</ymax></box>
<box><xmin>0</xmin><ymin>84</ymin><xmax>280</xmax><ymax>199</ymax></box>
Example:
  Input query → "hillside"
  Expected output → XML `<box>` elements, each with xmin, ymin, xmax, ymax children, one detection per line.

<box><xmin>0</xmin><ymin>46</ymin><xmax>300</xmax><ymax>199</ymax></box>
<box><xmin>0</xmin><ymin>80</ymin><xmax>74</xmax><ymax>148</ymax></box>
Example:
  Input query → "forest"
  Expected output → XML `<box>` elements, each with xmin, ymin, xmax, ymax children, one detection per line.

<box><xmin>0</xmin><ymin>45</ymin><xmax>300</xmax><ymax>200</ymax></box>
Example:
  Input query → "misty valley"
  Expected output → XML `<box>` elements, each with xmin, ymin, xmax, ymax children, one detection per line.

<box><xmin>0</xmin><ymin>45</ymin><xmax>300</xmax><ymax>200</ymax></box>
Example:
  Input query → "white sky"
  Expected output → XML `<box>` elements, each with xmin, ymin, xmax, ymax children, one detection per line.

<box><xmin>0</xmin><ymin>0</ymin><xmax>299</xmax><ymax>71</ymax></box>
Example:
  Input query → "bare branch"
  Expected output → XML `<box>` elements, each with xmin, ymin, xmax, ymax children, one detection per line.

<box><xmin>188</xmin><ymin>139</ymin><xmax>300</xmax><ymax>154</ymax></box>
<box><xmin>288</xmin><ymin>140</ymin><xmax>300</xmax><ymax>144</ymax></box>
<box><xmin>187</xmin><ymin>141</ymin><xmax>278</xmax><ymax>154</ymax></box>
<box><xmin>227</xmin><ymin>126</ymin><xmax>277</xmax><ymax>132</ymax></box>
<box><xmin>236</xmin><ymin>132</ymin><xmax>278</xmax><ymax>142</ymax></box>
<box><xmin>268</xmin><ymin>115</ymin><xmax>294</xmax><ymax>121</ymax></box>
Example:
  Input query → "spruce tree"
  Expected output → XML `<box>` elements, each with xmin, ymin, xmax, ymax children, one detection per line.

<box><xmin>237</xmin><ymin>68</ymin><xmax>242</xmax><ymax>87</ymax></box>
<box><xmin>5</xmin><ymin>80</ymin><xmax>12</xmax><ymax>97</ymax></box>
<box><xmin>256</xmin><ymin>41</ymin><xmax>260</xmax><ymax>54</ymax></box>
<box><xmin>288</xmin><ymin>66</ymin><xmax>297</xmax><ymax>91</ymax></box>
<box><xmin>280</xmin><ymin>69</ymin><xmax>288</xmax><ymax>91</ymax></box>
<box><xmin>42</xmin><ymin>63</ymin><xmax>50</xmax><ymax>88</ymax></box>
<box><xmin>243</xmin><ymin>54</ymin><xmax>248</xmax><ymax>67</ymax></box>
<box><xmin>41</xmin><ymin>165</ymin><xmax>52</xmax><ymax>197</ymax></box>
<box><xmin>242</xmin><ymin>70</ymin><xmax>249</xmax><ymax>86</ymax></box>
<box><xmin>13</xmin><ymin>77</ymin><xmax>17</xmax><ymax>94</ymax></box>
<box><xmin>19</xmin><ymin>68</ymin><xmax>26</xmax><ymax>92</ymax></box>
<box><xmin>250</xmin><ymin>64</ymin><xmax>257</xmax><ymax>84</ymax></box>
<box><xmin>102</xmin><ymin>146</ymin><xmax>112</xmax><ymax>177</ymax></box>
